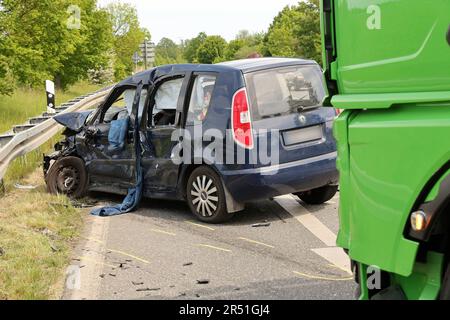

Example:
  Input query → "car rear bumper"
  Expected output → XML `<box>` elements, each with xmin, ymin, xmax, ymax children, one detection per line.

<box><xmin>220</xmin><ymin>152</ymin><xmax>339</xmax><ymax>203</ymax></box>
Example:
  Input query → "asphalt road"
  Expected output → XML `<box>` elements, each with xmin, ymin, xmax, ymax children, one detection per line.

<box><xmin>63</xmin><ymin>192</ymin><xmax>357</xmax><ymax>300</ymax></box>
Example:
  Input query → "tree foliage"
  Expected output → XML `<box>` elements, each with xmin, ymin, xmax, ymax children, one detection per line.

<box><xmin>0</xmin><ymin>0</ymin><xmax>323</xmax><ymax>96</ymax></box>
<box><xmin>154</xmin><ymin>37</ymin><xmax>186</xmax><ymax>65</ymax></box>
<box><xmin>0</xmin><ymin>0</ymin><xmax>115</xmax><ymax>92</ymax></box>
<box><xmin>106</xmin><ymin>2</ymin><xmax>147</xmax><ymax>80</ymax></box>
<box><xmin>265</xmin><ymin>0</ymin><xmax>322</xmax><ymax>64</ymax></box>
<box><xmin>183</xmin><ymin>32</ymin><xmax>207</xmax><ymax>63</ymax></box>
<box><xmin>196</xmin><ymin>36</ymin><xmax>227</xmax><ymax>64</ymax></box>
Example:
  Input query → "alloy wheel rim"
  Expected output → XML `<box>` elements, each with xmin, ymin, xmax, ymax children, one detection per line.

<box><xmin>191</xmin><ymin>175</ymin><xmax>219</xmax><ymax>217</ymax></box>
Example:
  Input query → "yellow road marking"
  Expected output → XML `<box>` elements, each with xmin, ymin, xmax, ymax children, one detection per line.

<box><xmin>82</xmin><ymin>236</ymin><xmax>150</xmax><ymax>264</ymax></box>
<box><xmin>238</xmin><ymin>237</ymin><xmax>275</xmax><ymax>249</ymax></box>
<box><xmin>78</xmin><ymin>256</ymin><xmax>116</xmax><ymax>269</ymax></box>
<box><xmin>107</xmin><ymin>248</ymin><xmax>150</xmax><ymax>264</ymax></box>
<box><xmin>150</xmin><ymin>228</ymin><xmax>177</xmax><ymax>236</ymax></box>
<box><xmin>185</xmin><ymin>221</ymin><xmax>216</xmax><ymax>231</ymax></box>
<box><xmin>293</xmin><ymin>271</ymin><xmax>353</xmax><ymax>282</ymax></box>
<box><xmin>196</xmin><ymin>244</ymin><xmax>232</xmax><ymax>253</ymax></box>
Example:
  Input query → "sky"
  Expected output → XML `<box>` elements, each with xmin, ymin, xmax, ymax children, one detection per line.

<box><xmin>97</xmin><ymin>0</ymin><xmax>301</xmax><ymax>43</ymax></box>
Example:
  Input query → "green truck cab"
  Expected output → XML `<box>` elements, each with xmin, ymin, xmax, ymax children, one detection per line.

<box><xmin>320</xmin><ymin>0</ymin><xmax>450</xmax><ymax>299</ymax></box>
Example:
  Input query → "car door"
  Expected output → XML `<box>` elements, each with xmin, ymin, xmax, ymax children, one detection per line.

<box><xmin>141</xmin><ymin>72</ymin><xmax>190</xmax><ymax>196</ymax></box>
<box><xmin>79</xmin><ymin>84</ymin><xmax>147</xmax><ymax>191</ymax></box>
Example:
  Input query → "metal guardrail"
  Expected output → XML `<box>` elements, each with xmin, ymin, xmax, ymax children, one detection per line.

<box><xmin>0</xmin><ymin>86</ymin><xmax>114</xmax><ymax>181</ymax></box>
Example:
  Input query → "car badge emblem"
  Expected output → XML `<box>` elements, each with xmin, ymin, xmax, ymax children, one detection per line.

<box><xmin>299</xmin><ymin>115</ymin><xmax>307</xmax><ymax>124</ymax></box>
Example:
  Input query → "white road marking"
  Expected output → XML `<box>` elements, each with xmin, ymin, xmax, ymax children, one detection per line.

<box><xmin>275</xmin><ymin>194</ymin><xmax>352</xmax><ymax>276</ymax></box>
<box><xmin>66</xmin><ymin>216</ymin><xmax>110</xmax><ymax>300</ymax></box>
<box><xmin>293</xmin><ymin>271</ymin><xmax>353</xmax><ymax>282</ymax></box>
<box><xmin>275</xmin><ymin>195</ymin><xmax>336</xmax><ymax>247</ymax></box>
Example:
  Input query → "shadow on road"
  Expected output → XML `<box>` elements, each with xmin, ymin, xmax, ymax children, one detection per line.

<box><xmin>86</xmin><ymin>191</ymin><xmax>295</xmax><ymax>227</ymax></box>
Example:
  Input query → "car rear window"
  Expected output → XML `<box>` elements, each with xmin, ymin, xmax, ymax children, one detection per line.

<box><xmin>244</xmin><ymin>65</ymin><xmax>326</xmax><ymax>121</ymax></box>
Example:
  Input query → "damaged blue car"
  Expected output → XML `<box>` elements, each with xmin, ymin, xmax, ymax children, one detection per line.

<box><xmin>44</xmin><ymin>58</ymin><xmax>339</xmax><ymax>223</ymax></box>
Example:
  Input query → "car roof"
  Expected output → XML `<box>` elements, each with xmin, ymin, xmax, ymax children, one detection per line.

<box><xmin>117</xmin><ymin>58</ymin><xmax>318</xmax><ymax>86</ymax></box>
<box><xmin>217</xmin><ymin>57</ymin><xmax>317</xmax><ymax>73</ymax></box>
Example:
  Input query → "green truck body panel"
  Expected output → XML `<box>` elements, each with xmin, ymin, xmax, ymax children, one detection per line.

<box><xmin>323</xmin><ymin>0</ymin><xmax>450</xmax><ymax>100</ymax></box>
<box><xmin>322</xmin><ymin>0</ymin><xmax>450</xmax><ymax>298</ymax></box>
<box><xmin>335</xmin><ymin>105</ymin><xmax>450</xmax><ymax>276</ymax></box>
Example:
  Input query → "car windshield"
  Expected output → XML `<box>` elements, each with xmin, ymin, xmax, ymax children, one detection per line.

<box><xmin>244</xmin><ymin>65</ymin><xmax>325</xmax><ymax>120</ymax></box>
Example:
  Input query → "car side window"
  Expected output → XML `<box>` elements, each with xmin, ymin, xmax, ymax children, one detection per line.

<box><xmin>96</xmin><ymin>86</ymin><xmax>148</xmax><ymax>124</ymax></box>
<box><xmin>186</xmin><ymin>75</ymin><xmax>217</xmax><ymax>126</ymax></box>
<box><xmin>150</xmin><ymin>78</ymin><xmax>184</xmax><ymax>127</ymax></box>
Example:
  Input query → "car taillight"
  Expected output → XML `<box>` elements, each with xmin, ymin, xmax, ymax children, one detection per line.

<box><xmin>335</xmin><ymin>108</ymin><xmax>342</xmax><ymax>116</ymax></box>
<box><xmin>231</xmin><ymin>88</ymin><xmax>254</xmax><ymax>149</ymax></box>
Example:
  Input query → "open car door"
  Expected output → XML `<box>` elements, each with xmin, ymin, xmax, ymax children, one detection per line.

<box><xmin>79</xmin><ymin>83</ymin><xmax>147</xmax><ymax>193</ymax></box>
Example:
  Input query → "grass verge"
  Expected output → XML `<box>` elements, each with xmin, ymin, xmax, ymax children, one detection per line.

<box><xmin>0</xmin><ymin>170</ymin><xmax>83</xmax><ymax>300</ymax></box>
<box><xmin>0</xmin><ymin>82</ymin><xmax>102</xmax><ymax>134</ymax></box>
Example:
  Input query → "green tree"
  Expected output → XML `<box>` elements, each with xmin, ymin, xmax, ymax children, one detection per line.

<box><xmin>224</xmin><ymin>39</ymin><xmax>246</xmax><ymax>60</ymax></box>
<box><xmin>196</xmin><ymin>36</ymin><xmax>227</xmax><ymax>64</ymax></box>
<box><xmin>0</xmin><ymin>0</ymin><xmax>116</xmax><ymax>92</ymax></box>
<box><xmin>154</xmin><ymin>37</ymin><xmax>187</xmax><ymax>66</ymax></box>
<box><xmin>57</xmin><ymin>0</ymin><xmax>114</xmax><ymax>89</ymax></box>
<box><xmin>106</xmin><ymin>2</ymin><xmax>146</xmax><ymax>80</ymax></box>
<box><xmin>0</xmin><ymin>0</ymin><xmax>82</xmax><ymax>89</ymax></box>
<box><xmin>265</xmin><ymin>0</ymin><xmax>322</xmax><ymax>64</ymax></box>
<box><xmin>225</xmin><ymin>30</ymin><xmax>266</xmax><ymax>60</ymax></box>
<box><xmin>183</xmin><ymin>32</ymin><xmax>207</xmax><ymax>63</ymax></box>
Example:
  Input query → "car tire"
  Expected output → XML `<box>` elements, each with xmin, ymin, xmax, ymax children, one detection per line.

<box><xmin>186</xmin><ymin>166</ymin><xmax>233</xmax><ymax>224</ymax></box>
<box><xmin>295</xmin><ymin>185</ymin><xmax>338</xmax><ymax>205</ymax></box>
<box><xmin>440</xmin><ymin>262</ymin><xmax>450</xmax><ymax>300</ymax></box>
<box><xmin>46</xmin><ymin>156</ymin><xmax>88</xmax><ymax>199</ymax></box>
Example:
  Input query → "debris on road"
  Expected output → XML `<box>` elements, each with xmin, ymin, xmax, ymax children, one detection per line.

<box><xmin>197</xmin><ymin>279</ymin><xmax>210</xmax><ymax>285</ymax></box>
<box><xmin>71</xmin><ymin>199</ymin><xmax>98</xmax><ymax>209</ymax></box>
<box><xmin>99</xmin><ymin>274</ymin><xmax>106</xmax><ymax>278</ymax></box>
<box><xmin>132</xmin><ymin>281</ymin><xmax>144</xmax><ymax>286</ymax></box>
<box><xmin>136</xmin><ymin>287</ymin><xmax>160</xmax><ymax>292</ymax></box>
<box><xmin>14</xmin><ymin>183</ymin><xmax>38</xmax><ymax>190</ymax></box>
<box><xmin>252</xmin><ymin>222</ymin><xmax>271</xmax><ymax>228</ymax></box>
<box><xmin>109</xmin><ymin>273</ymin><xmax>117</xmax><ymax>277</ymax></box>
<box><xmin>183</xmin><ymin>262</ymin><xmax>193</xmax><ymax>267</ymax></box>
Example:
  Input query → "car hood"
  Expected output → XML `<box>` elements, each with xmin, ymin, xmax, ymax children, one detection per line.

<box><xmin>54</xmin><ymin>111</ymin><xmax>94</xmax><ymax>132</ymax></box>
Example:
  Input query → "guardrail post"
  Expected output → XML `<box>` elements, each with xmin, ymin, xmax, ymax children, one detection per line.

<box><xmin>46</xmin><ymin>80</ymin><xmax>56</xmax><ymax>114</ymax></box>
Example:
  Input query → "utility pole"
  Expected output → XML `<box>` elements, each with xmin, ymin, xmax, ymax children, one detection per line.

<box><xmin>132</xmin><ymin>52</ymin><xmax>141</xmax><ymax>74</ymax></box>
<box><xmin>139</xmin><ymin>40</ymin><xmax>156</xmax><ymax>70</ymax></box>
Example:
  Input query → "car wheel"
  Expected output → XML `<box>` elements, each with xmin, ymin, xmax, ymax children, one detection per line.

<box><xmin>186</xmin><ymin>166</ymin><xmax>232</xmax><ymax>224</ymax></box>
<box><xmin>46</xmin><ymin>156</ymin><xmax>88</xmax><ymax>199</ymax></box>
<box><xmin>295</xmin><ymin>185</ymin><xmax>338</xmax><ymax>205</ymax></box>
<box><xmin>440</xmin><ymin>262</ymin><xmax>450</xmax><ymax>300</ymax></box>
